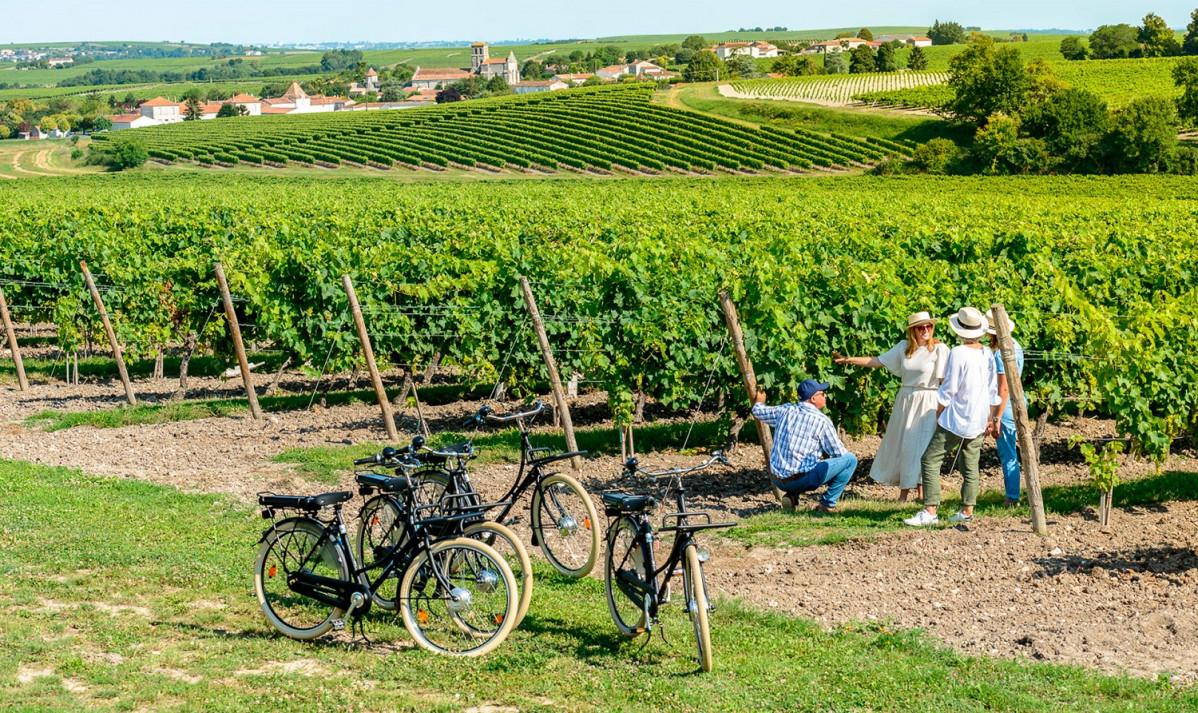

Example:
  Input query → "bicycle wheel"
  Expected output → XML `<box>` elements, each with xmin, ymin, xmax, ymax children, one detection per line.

<box><xmin>254</xmin><ymin>518</ymin><xmax>349</xmax><ymax>640</ymax></box>
<box><xmin>530</xmin><ymin>473</ymin><xmax>600</xmax><ymax>578</ymax></box>
<box><xmin>355</xmin><ymin>495</ymin><xmax>406</xmax><ymax>611</ymax></box>
<box><xmin>684</xmin><ymin>544</ymin><xmax>713</xmax><ymax>672</ymax></box>
<box><xmin>410</xmin><ymin>468</ymin><xmax>453</xmax><ymax>508</ymax></box>
<box><xmin>604</xmin><ymin>516</ymin><xmax>648</xmax><ymax>637</ymax></box>
<box><xmin>463</xmin><ymin>521</ymin><xmax>533</xmax><ymax>629</ymax></box>
<box><xmin>399</xmin><ymin>538</ymin><xmax>517</xmax><ymax>657</ymax></box>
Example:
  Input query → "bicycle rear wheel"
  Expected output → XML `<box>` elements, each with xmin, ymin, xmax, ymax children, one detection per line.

<box><xmin>463</xmin><ymin>521</ymin><xmax>533</xmax><ymax>628</ymax></box>
<box><xmin>604</xmin><ymin>516</ymin><xmax>648</xmax><ymax>637</ymax></box>
<box><xmin>355</xmin><ymin>495</ymin><xmax>406</xmax><ymax>611</ymax></box>
<box><xmin>530</xmin><ymin>473</ymin><xmax>600</xmax><ymax>578</ymax></box>
<box><xmin>684</xmin><ymin>544</ymin><xmax>713</xmax><ymax>672</ymax></box>
<box><xmin>399</xmin><ymin>538</ymin><xmax>517</xmax><ymax>657</ymax></box>
<box><xmin>254</xmin><ymin>518</ymin><xmax>349</xmax><ymax>640</ymax></box>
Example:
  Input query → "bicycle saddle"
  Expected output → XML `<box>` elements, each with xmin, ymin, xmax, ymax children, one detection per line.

<box><xmin>601</xmin><ymin>492</ymin><xmax>655</xmax><ymax>512</ymax></box>
<box><xmin>258</xmin><ymin>491</ymin><xmax>352</xmax><ymax>510</ymax></box>
<box><xmin>355</xmin><ymin>473</ymin><xmax>412</xmax><ymax>493</ymax></box>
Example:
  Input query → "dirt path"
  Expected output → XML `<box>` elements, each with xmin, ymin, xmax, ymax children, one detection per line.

<box><xmin>2</xmin><ymin>372</ymin><xmax>1197</xmax><ymax>683</ymax></box>
<box><xmin>9</xmin><ymin>148</ymin><xmax>58</xmax><ymax>177</ymax></box>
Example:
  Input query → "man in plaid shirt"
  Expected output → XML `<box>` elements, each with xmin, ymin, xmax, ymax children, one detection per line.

<box><xmin>752</xmin><ymin>379</ymin><xmax>858</xmax><ymax>513</ymax></box>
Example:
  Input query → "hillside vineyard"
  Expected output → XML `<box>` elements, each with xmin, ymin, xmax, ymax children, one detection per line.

<box><xmin>2</xmin><ymin>174</ymin><xmax>1196</xmax><ymax>462</ymax></box>
<box><xmin>90</xmin><ymin>85</ymin><xmax>902</xmax><ymax>173</ymax></box>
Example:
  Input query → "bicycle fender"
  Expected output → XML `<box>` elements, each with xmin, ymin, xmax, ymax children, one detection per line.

<box><xmin>257</xmin><ymin>515</ymin><xmax>322</xmax><ymax>544</ymax></box>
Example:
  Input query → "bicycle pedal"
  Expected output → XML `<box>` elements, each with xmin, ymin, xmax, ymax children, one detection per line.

<box><xmin>504</xmin><ymin>516</ymin><xmax>523</xmax><ymax>527</ymax></box>
<box><xmin>331</xmin><ymin>619</ymin><xmax>346</xmax><ymax>631</ymax></box>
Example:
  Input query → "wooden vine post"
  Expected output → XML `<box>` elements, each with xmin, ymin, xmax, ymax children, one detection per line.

<box><xmin>519</xmin><ymin>276</ymin><xmax>580</xmax><ymax>470</ymax></box>
<box><xmin>0</xmin><ymin>285</ymin><xmax>29</xmax><ymax>391</ymax></box>
<box><xmin>343</xmin><ymin>274</ymin><xmax>399</xmax><ymax>442</ymax></box>
<box><xmin>80</xmin><ymin>261</ymin><xmax>136</xmax><ymax>406</ymax></box>
<box><xmin>214</xmin><ymin>263</ymin><xmax>262</xmax><ymax>420</ymax></box>
<box><xmin>718</xmin><ymin>291</ymin><xmax>782</xmax><ymax>503</ymax></box>
<box><xmin>991</xmin><ymin>303</ymin><xmax>1047</xmax><ymax>536</ymax></box>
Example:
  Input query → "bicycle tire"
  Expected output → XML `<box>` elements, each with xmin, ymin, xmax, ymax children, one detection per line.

<box><xmin>410</xmin><ymin>468</ymin><xmax>453</xmax><ymax>508</ymax></box>
<box><xmin>604</xmin><ymin>516</ymin><xmax>648</xmax><ymax>637</ymax></box>
<box><xmin>684</xmin><ymin>544</ymin><xmax>713</xmax><ymax>672</ymax></box>
<box><xmin>530</xmin><ymin>473</ymin><xmax>600</xmax><ymax>578</ymax></box>
<box><xmin>355</xmin><ymin>495</ymin><xmax>406</xmax><ymax>611</ymax></box>
<box><xmin>254</xmin><ymin>518</ymin><xmax>349</xmax><ymax>640</ymax></box>
<box><xmin>399</xmin><ymin>538</ymin><xmax>517</xmax><ymax>657</ymax></box>
<box><xmin>463</xmin><ymin>521</ymin><xmax>533</xmax><ymax>629</ymax></box>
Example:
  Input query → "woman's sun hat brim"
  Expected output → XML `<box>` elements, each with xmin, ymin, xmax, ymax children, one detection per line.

<box><xmin>949</xmin><ymin>307</ymin><xmax>988</xmax><ymax>339</ymax></box>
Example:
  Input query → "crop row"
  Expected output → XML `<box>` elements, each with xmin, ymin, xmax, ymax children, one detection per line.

<box><xmin>728</xmin><ymin>72</ymin><xmax>950</xmax><ymax>105</ymax></box>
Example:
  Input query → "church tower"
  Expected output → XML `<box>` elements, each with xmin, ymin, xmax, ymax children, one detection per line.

<box><xmin>471</xmin><ymin>42</ymin><xmax>489</xmax><ymax>73</ymax></box>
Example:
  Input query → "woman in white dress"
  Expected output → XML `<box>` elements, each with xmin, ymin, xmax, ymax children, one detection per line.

<box><xmin>834</xmin><ymin>312</ymin><xmax>950</xmax><ymax>502</ymax></box>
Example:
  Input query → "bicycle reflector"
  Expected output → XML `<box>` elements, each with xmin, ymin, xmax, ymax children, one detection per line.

<box><xmin>417</xmin><ymin>610</ymin><xmax>429</xmax><ymax>624</ymax></box>
<box><xmin>268</xmin><ymin>564</ymin><xmax>277</xmax><ymax>578</ymax></box>
<box><xmin>697</xmin><ymin>547</ymin><xmax>711</xmax><ymax>563</ymax></box>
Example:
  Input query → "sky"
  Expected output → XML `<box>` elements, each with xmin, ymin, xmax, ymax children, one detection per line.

<box><xmin>3</xmin><ymin>1</ymin><xmax>1197</xmax><ymax>45</ymax></box>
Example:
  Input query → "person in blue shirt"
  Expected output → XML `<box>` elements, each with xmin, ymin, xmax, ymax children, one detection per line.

<box><xmin>752</xmin><ymin>379</ymin><xmax>858</xmax><ymax>513</ymax></box>
<box><xmin>986</xmin><ymin>309</ymin><xmax>1025</xmax><ymax>506</ymax></box>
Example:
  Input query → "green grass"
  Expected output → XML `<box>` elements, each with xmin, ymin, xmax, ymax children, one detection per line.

<box><xmin>1</xmin><ymin>458</ymin><xmax>1194</xmax><ymax>711</ymax></box>
<box><xmin>725</xmin><ymin>470</ymin><xmax>1198</xmax><ymax>549</ymax></box>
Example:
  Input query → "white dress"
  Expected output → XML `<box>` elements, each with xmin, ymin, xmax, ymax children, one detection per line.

<box><xmin>868</xmin><ymin>340</ymin><xmax>950</xmax><ymax>489</ymax></box>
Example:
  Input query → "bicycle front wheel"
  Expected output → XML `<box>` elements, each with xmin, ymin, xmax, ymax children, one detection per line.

<box><xmin>530</xmin><ymin>473</ymin><xmax>600</xmax><ymax>577</ymax></box>
<box><xmin>463</xmin><ymin>521</ymin><xmax>533</xmax><ymax>629</ymax></box>
<box><xmin>604</xmin><ymin>516</ymin><xmax>648</xmax><ymax>637</ymax></box>
<box><xmin>254</xmin><ymin>518</ymin><xmax>349</xmax><ymax>640</ymax></box>
<box><xmin>684</xmin><ymin>544</ymin><xmax>713</xmax><ymax>672</ymax></box>
<box><xmin>399</xmin><ymin>538</ymin><xmax>517</xmax><ymax>657</ymax></box>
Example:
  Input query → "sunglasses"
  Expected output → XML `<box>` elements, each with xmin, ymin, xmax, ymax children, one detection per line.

<box><xmin>914</xmin><ymin>324</ymin><xmax>935</xmax><ymax>332</ymax></box>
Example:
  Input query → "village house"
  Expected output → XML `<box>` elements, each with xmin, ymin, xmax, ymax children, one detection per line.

<box><xmin>109</xmin><ymin>113</ymin><xmax>158</xmax><ymax>130</ymax></box>
<box><xmin>138</xmin><ymin>96</ymin><xmax>184</xmax><ymax>123</ymax></box>
<box><xmin>713</xmin><ymin>41</ymin><xmax>780</xmax><ymax>60</ymax></box>
<box><xmin>800</xmin><ymin>38</ymin><xmax>884</xmax><ymax>54</ymax></box>
<box><xmin>595</xmin><ymin>60</ymin><xmax>675</xmax><ymax>81</ymax></box>
<box><xmin>875</xmin><ymin>34</ymin><xmax>933</xmax><ymax>47</ymax></box>
<box><xmin>408</xmin><ymin>42</ymin><xmax>519</xmax><ymax>90</ymax></box>
<box><xmin>553</xmin><ymin>73</ymin><xmax>594</xmax><ymax>86</ymax></box>
<box><xmin>513</xmin><ymin>79</ymin><xmax>568</xmax><ymax>94</ymax></box>
<box><xmin>348</xmin><ymin>67</ymin><xmax>381</xmax><ymax>96</ymax></box>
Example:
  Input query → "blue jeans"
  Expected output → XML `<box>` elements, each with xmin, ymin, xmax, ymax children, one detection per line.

<box><xmin>773</xmin><ymin>453</ymin><xmax>858</xmax><ymax>508</ymax></box>
<box><xmin>997</xmin><ymin>421</ymin><xmax>1021</xmax><ymax>501</ymax></box>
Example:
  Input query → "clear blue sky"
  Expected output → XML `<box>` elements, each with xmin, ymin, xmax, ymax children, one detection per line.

<box><xmin>4</xmin><ymin>1</ymin><xmax>1197</xmax><ymax>45</ymax></box>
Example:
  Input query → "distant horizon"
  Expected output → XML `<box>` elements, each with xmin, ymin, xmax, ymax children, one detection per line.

<box><xmin>3</xmin><ymin>1</ymin><xmax>1196</xmax><ymax>46</ymax></box>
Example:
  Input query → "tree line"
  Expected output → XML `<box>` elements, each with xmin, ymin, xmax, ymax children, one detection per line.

<box><xmin>1060</xmin><ymin>11</ymin><xmax>1198</xmax><ymax>60</ymax></box>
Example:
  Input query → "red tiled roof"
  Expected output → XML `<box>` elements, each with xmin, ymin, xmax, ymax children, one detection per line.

<box><xmin>262</xmin><ymin>98</ymin><xmax>291</xmax><ymax>105</ymax></box>
<box><xmin>261</xmin><ymin>107</ymin><xmax>293</xmax><ymax>114</ymax></box>
<box><xmin>715</xmin><ymin>42</ymin><xmax>750</xmax><ymax>48</ymax></box>
<box><xmin>482</xmin><ymin>57</ymin><xmax>508</xmax><ymax>64</ymax></box>
<box><xmin>515</xmin><ymin>80</ymin><xmax>559</xmax><ymax>87</ymax></box>
<box><xmin>309</xmin><ymin>96</ymin><xmax>343</xmax><ymax>105</ymax></box>
<box><xmin>412</xmin><ymin>67</ymin><xmax>471</xmax><ymax>81</ymax></box>
<box><xmin>365</xmin><ymin>68</ymin><xmax>377</xmax><ymax>76</ymax></box>
<box><xmin>230</xmin><ymin>93</ymin><xmax>259</xmax><ymax>103</ymax></box>
<box><xmin>139</xmin><ymin>97</ymin><xmax>176</xmax><ymax>107</ymax></box>
<box><xmin>108</xmin><ymin>113</ymin><xmax>142</xmax><ymax>122</ymax></box>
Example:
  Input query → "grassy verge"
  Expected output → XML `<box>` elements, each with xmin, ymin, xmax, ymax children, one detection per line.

<box><xmin>663</xmin><ymin>82</ymin><xmax>972</xmax><ymax>144</ymax></box>
<box><xmin>725</xmin><ymin>470</ymin><xmax>1198</xmax><ymax>549</ymax></box>
<box><xmin>1</xmin><ymin>459</ymin><xmax>1193</xmax><ymax>712</ymax></box>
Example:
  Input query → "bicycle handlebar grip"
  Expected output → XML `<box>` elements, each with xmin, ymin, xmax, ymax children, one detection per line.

<box><xmin>624</xmin><ymin>457</ymin><xmax>639</xmax><ymax>474</ymax></box>
<box><xmin>411</xmin><ymin>436</ymin><xmax>425</xmax><ymax>451</ymax></box>
<box><xmin>353</xmin><ymin>454</ymin><xmax>381</xmax><ymax>466</ymax></box>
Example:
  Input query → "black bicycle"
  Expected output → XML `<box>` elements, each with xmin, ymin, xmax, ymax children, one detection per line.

<box><xmin>253</xmin><ymin>452</ymin><xmax>518</xmax><ymax>657</ymax></box>
<box><xmin>601</xmin><ymin>452</ymin><xmax>736</xmax><ymax>672</ymax></box>
<box><xmin>409</xmin><ymin>400</ymin><xmax>602</xmax><ymax>578</ymax></box>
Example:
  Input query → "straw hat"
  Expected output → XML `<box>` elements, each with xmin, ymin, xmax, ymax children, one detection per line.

<box><xmin>906</xmin><ymin>311</ymin><xmax>937</xmax><ymax>328</ymax></box>
<box><xmin>984</xmin><ymin>309</ymin><xmax>1015</xmax><ymax>336</ymax></box>
<box><xmin>949</xmin><ymin>307</ymin><xmax>988</xmax><ymax>340</ymax></box>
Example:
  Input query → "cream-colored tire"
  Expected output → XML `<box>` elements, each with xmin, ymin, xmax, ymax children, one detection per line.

<box><xmin>530</xmin><ymin>473</ymin><xmax>600</xmax><ymax>577</ymax></box>
<box><xmin>463</xmin><ymin>521</ymin><xmax>533</xmax><ymax>628</ymax></box>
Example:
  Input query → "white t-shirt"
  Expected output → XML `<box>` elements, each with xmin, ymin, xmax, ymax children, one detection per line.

<box><xmin>936</xmin><ymin>344</ymin><xmax>1001</xmax><ymax>439</ymax></box>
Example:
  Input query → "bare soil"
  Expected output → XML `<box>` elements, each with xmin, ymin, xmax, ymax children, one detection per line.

<box><xmin>2</xmin><ymin>368</ymin><xmax>1197</xmax><ymax>683</ymax></box>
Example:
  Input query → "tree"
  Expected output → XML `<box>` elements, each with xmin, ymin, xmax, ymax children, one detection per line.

<box><xmin>972</xmin><ymin>115</ymin><xmax>1050</xmax><ymax>174</ymax></box>
<box><xmin>435</xmin><ymin>86</ymin><xmax>462</xmax><ymax>103</ymax></box>
<box><xmin>682</xmin><ymin>35</ymin><xmax>707</xmax><ymax>50</ymax></box>
<box><xmin>824</xmin><ymin>51</ymin><xmax>848</xmax><ymax>75</ymax></box>
<box><xmin>946</xmin><ymin>36</ymin><xmax>1032</xmax><ymax>124</ymax></box>
<box><xmin>521</xmin><ymin>59</ymin><xmax>550</xmax><ymax>80</ymax></box>
<box><xmin>682</xmin><ymin>51</ymin><xmax>724</xmax><ymax>82</ymax></box>
<box><xmin>724</xmin><ymin>54</ymin><xmax>760</xmax><ymax>79</ymax></box>
<box><xmin>0</xmin><ymin>125</ymin><xmax>8</xmax><ymax>140</ymax></box>
<box><xmin>911</xmin><ymin>138</ymin><xmax>962</xmax><ymax>173</ymax></box>
<box><xmin>39</xmin><ymin>116</ymin><xmax>57</xmax><ymax>131</ymax></box>
<box><xmin>675</xmin><ymin>48</ymin><xmax>696</xmax><ymax>65</ymax></box>
<box><xmin>215</xmin><ymin>102</ymin><xmax>240</xmax><ymax>118</ymax></box>
<box><xmin>772</xmin><ymin>55</ymin><xmax>821</xmax><ymax>76</ymax></box>
<box><xmin>1059</xmin><ymin>36</ymin><xmax>1089</xmax><ymax>60</ymax></box>
<box><xmin>1021</xmin><ymin>87</ymin><xmax>1110</xmax><ymax>171</ymax></box>
<box><xmin>379</xmin><ymin>79</ymin><xmax>405</xmax><ymax>102</ymax></box>
<box><xmin>1185</xmin><ymin>9</ymin><xmax>1198</xmax><ymax>56</ymax></box>
<box><xmin>849</xmin><ymin>45</ymin><xmax>876</xmax><ymax>73</ymax></box>
<box><xmin>857</xmin><ymin>28</ymin><xmax>874</xmax><ymax>41</ymax></box>
<box><xmin>928</xmin><ymin>20</ymin><xmax>967</xmax><ymax>46</ymax></box>
<box><xmin>1173</xmin><ymin>56</ymin><xmax>1198</xmax><ymax>124</ymax></box>
<box><xmin>183</xmin><ymin>94</ymin><xmax>204</xmax><ymax>120</ymax></box>
<box><xmin>908</xmin><ymin>46</ymin><xmax>929</xmax><ymax>71</ymax></box>
<box><xmin>91</xmin><ymin>115</ymin><xmax>112</xmax><ymax>132</ymax></box>
<box><xmin>320</xmin><ymin>49</ymin><xmax>363</xmax><ymax>71</ymax></box>
<box><xmin>1089</xmin><ymin>24</ymin><xmax>1140</xmax><ymax>60</ymax></box>
<box><xmin>834</xmin><ymin>32</ymin><xmax>855</xmax><ymax>40</ymax></box>
<box><xmin>111</xmin><ymin>139</ymin><xmax>148</xmax><ymax>170</ymax></box>
<box><xmin>1106</xmin><ymin>96</ymin><xmax>1177</xmax><ymax>173</ymax></box>
<box><xmin>876</xmin><ymin>43</ymin><xmax>899</xmax><ymax>72</ymax></box>
<box><xmin>582</xmin><ymin>74</ymin><xmax>604</xmax><ymax>86</ymax></box>
<box><xmin>485</xmin><ymin>75</ymin><xmax>510</xmax><ymax>94</ymax></box>
<box><xmin>1139</xmin><ymin>13</ymin><xmax>1181</xmax><ymax>58</ymax></box>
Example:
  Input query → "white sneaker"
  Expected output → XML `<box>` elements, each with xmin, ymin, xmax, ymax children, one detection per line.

<box><xmin>947</xmin><ymin>512</ymin><xmax>972</xmax><ymax>523</ymax></box>
<box><xmin>903</xmin><ymin>510</ymin><xmax>939</xmax><ymax>527</ymax></box>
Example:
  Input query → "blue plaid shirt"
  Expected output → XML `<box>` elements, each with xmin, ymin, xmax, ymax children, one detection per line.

<box><xmin>752</xmin><ymin>401</ymin><xmax>848</xmax><ymax>479</ymax></box>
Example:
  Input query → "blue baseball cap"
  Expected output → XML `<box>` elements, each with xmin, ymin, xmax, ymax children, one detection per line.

<box><xmin>797</xmin><ymin>379</ymin><xmax>830</xmax><ymax>402</ymax></box>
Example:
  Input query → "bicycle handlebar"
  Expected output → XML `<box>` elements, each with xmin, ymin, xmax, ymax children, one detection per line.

<box><xmin>473</xmin><ymin>399</ymin><xmax>544</xmax><ymax>425</ymax></box>
<box><xmin>623</xmin><ymin>451</ymin><xmax>730</xmax><ymax>480</ymax></box>
<box><xmin>353</xmin><ymin>446</ymin><xmax>422</xmax><ymax>471</ymax></box>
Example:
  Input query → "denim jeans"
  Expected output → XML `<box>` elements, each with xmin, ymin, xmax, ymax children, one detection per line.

<box><xmin>996</xmin><ymin>421</ymin><xmax>1021</xmax><ymax>501</ymax></box>
<box><xmin>773</xmin><ymin>453</ymin><xmax>858</xmax><ymax>508</ymax></box>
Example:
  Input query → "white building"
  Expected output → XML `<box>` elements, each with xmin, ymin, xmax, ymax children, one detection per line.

<box><xmin>513</xmin><ymin>80</ymin><xmax>568</xmax><ymax>94</ymax></box>
<box><xmin>409</xmin><ymin>67</ymin><xmax>472</xmax><ymax>90</ymax></box>
<box><xmin>595</xmin><ymin>60</ymin><xmax>674</xmax><ymax>81</ymax></box>
<box><xmin>713</xmin><ymin>41</ymin><xmax>780</xmax><ymax>60</ymax></box>
<box><xmin>408</xmin><ymin>42</ymin><xmax>519</xmax><ymax>90</ymax></box>
<box><xmin>800</xmin><ymin>38</ymin><xmax>884</xmax><ymax>55</ymax></box>
<box><xmin>876</xmin><ymin>34</ymin><xmax>933</xmax><ymax>47</ymax></box>
<box><xmin>138</xmin><ymin>97</ymin><xmax>183</xmax><ymax>123</ymax></box>
<box><xmin>553</xmin><ymin>73</ymin><xmax>594</xmax><ymax>86</ymax></box>
<box><xmin>349</xmin><ymin>68</ymin><xmax>381</xmax><ymax>96</ymax></box>
<box><xmin>109</xmin><ymin>113</ymin><xmax>158</xmax><ymax>129</ymax></box>
<box><xmin>229</xmin><ymin>93</ymin><xmax>262</xmax><ymax>116</ymax></box>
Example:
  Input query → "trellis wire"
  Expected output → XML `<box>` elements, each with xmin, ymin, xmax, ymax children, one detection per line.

<box><xmin>680</xmin><ymin>334</ymin><xmax>729</xmax><ymax>452</ymax></box>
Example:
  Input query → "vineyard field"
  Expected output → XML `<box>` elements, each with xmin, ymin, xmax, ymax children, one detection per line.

<box><xmin>2</xmin><ymin>173</ymin><xmax>1196</xmax><ymax>460</ymax></box>
<box><xmin>93</xmin><ymin>85</ymin><xmax>902</xmax><ymax>174</ymax></box>
<box><xmin>726</xmin><ymin>72</ymin><xmax>950</xmax><ymax>106</ymax></box>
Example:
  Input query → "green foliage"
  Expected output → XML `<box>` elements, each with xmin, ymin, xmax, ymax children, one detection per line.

<box><xmin>683</xmin><ymin>50</ymin><xmax>724</xmax><ymax>82</ymax></box>
<box><xmin>824</xmin><ymin>51</ymin><xmax>848</xmax><ymax>75</ymax></box>
<box><xmin>1021</xmin><ymin>87</ymin><xmax>1110</xmax><ymax>172</ymax></box>
<box><xmin>1105</xmin><ymin>96</ymin><xmax>1178</xmax><ymax>172</ymax></box>
<box><xmin>320</xmin><ymin>49</ymin><xmax>363</xmax><ymax>72</ymax></box>
<box><xmin>379</xmin><ymin>79</ymin><xmax>405</xmax><ymax>102</ymax></box>
<box><xmin>87</xmin><ymin>137</ymin><xmax>148</xmax><ymax>170</ymax></box>
<box><xmin>1139</xmin><ymin>13</ymin><xmax>1181</xmax><ymax>58</ymax></box>
<box><xmin>681</xmin><ymin>35</ymin><xmax>707</xmax><ymax>50</ymax></box>
<box><xmin>1185</xmin><ymin>9</ymin><xmax>1198</xmax><ymax>56</ymax></box>
<box><xmin>876</xmin><ymin>44</ymin><xmax>900</xmax><ymax>73</ymax></box>
<box><xmin>910</xmin><ymin>137</ymin><xmax>962</xmax><ymax>173</ymax></box>
<box><xmin>947</xmin><ymin>36</ymin><xmax>1032</xmax><ymax>124</ymax></box>
<box><xmin>972</xmin><ymin>115</ymin><xmax>1050</xmax><ymax>175</ymax></box>
<box><xmin>1070</xmin><ymin>437</ymin><xmax>1123</xmax><ymax>495</ymax></box>
<box><xmin>849</xmin><ymin>46</ymin><xmax>876</xmax><ymax>74</ymax></box>
<box><xmin>1172</xmin><ymin>56</ymin><xmax>1198</xmax><ymax>124</ymax></box>
<box><xmin>856</xmin><ymin>28</ymin><xmax>874</xmax><ymax>42</ymax></box>
<box><xmin>1059</xmin><ymin>36</ymin><xmax>1089</xmax><ymax>61</ymax></box>
<box><xmin>770</xmin><ymin>55</ymin><xmax>821</xmax><ymax>77</ymax></box>
<box><xmin>907</xmin><ymin>46</ymin><xmax>929</xmax><ymax>71</ymax></box>
<box><xmin>723</xmin><ymin>54</ymin><xmax>760</xmax><ymax>79</ymax></box>
<box><xmin>928</xmin><ymin>20</ymin><xmax>966</xmax><ymax>46</ymax></box>
<box><xmin>1089</xmin><ymin>24</ymin><xmax>1140</xmax><ymax>60</ymax></box>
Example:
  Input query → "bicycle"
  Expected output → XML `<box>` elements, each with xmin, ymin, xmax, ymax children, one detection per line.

<box><xmin>253</xmin><ymin>454</ymin><xmax>518</xmax><ymax>657</ymax></box>
<box><xmin>355</xmin><ymin>446</ymin><xmax>534</xmax><ymax>628</ymax></box>
<box><xmin>408</xmin><ymin>400</ymin><xmax>602</xmax><ymax>578</ymax></box>
<box><xmin>601</xmin><ymin>451</ymin><xmax>736</xmax><ymax>672</ymax></box>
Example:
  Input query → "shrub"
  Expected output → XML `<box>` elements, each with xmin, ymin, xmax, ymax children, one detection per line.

<box><xmin>911</xmin><ymin>138</ymin><xmax>962</xmax><ymax>174</ymax></box>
